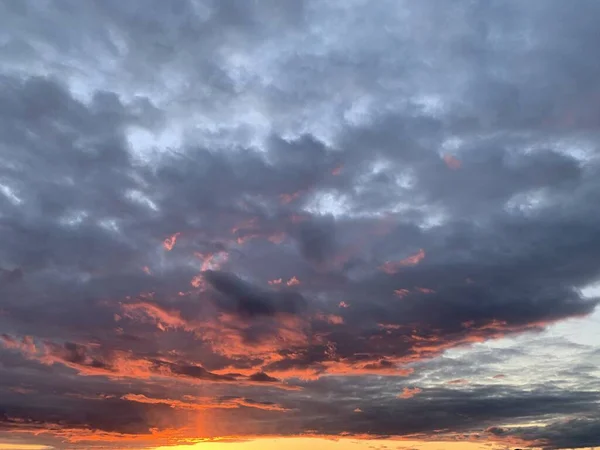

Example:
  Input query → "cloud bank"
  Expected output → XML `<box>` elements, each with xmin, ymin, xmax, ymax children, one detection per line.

<box><xmin>1</xmin><ymin>1</ymin><xmax>600</xmax><ymax>448</ymax></box>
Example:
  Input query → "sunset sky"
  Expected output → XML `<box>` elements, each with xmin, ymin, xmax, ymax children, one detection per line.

<box><xmin>1</xmin><ymin>1</ymin><xmax>600</xmax><ymax>449</ymax></box>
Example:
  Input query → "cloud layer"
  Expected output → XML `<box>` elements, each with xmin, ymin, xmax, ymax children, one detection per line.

<box><xmin>1</xmin><ymin>1</ymin><xmax>600</xmax><ymax>449</ymax></box>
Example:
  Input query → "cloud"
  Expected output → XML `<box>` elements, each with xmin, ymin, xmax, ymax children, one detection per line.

<box><xmin>121</xmin><ymin>301</ymin><xmax>190</xmax><ymax>331</ymax></box>
<box><xmin>1</xmin><ymin>0</ymin><xmax>600</xmax><ymax>448</ymax></box>
<box><xmin>495</xmin><ymin>416</ymin><xmax>600</xmax><ymax>450</ymax></box>
<box><xmin>397</xmin><ymin>387</ymin><xmax>422</xmax><ymax>399</ymax></box>
<box><xmin>122</xmin><ymin>393</ymin><xmax>289</xmax><ymax>412</ymax></box>
<box><xmin>202</xmin><ymin>270</ymin><xmax>307</xmax><ymax>318</ymax></box>
<box><xmin>296</xmin><ymin>385</ymin><xmax>600</xmax><ymax>441</ymax></box>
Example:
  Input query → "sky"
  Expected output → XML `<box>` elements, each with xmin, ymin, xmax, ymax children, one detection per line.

<box><xmin>0</xmin><ymin>1</ymin><xmax>599</xmax><ymax>449</ymax></box>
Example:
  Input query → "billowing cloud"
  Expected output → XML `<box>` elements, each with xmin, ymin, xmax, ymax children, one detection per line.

<box><xmin>1</xmin><ymin>0</ymin><xmax>600</xmax><ymax>449</ymax></box>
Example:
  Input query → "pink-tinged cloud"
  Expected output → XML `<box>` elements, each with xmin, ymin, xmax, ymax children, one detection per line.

<box><xmin>1</xmin><ymin>334</ymin><xmax>37</xmax><ymax>356</ymax></box>
<box><xmin>121</xmin><ymin>301</ymin><xmax>190</xmax><ymax>331</ymax></box>
<box><xmin>286</xmin><ymin>276</ymin><xmax>300</xmax><ymax>286</ymax></box>
<box><xmin>380</xmin><ymin>249</ymin><xmax>426</xmax><ymax>274</ymax></box>
<box><xmin>190</xmin><ymin>275</ymin><xmax>205</xmax><ymax>288</ymax></box>
<box><xmin>231</xmin><ymin>217</ymin><xmax>258</xmax><ymax>235</ymax></box>
<box><xmin>236</xmin><ymin>233</ymin><xmax>262</xmax><ymax>244</ymax></box>
<box><xmin>268</xmin><ymin>232</ymin><xmax>286</xmax><ymax>244</ymax></box>
<box><xmin>195</xmin><ymin>251</ymin><xmax>229</xmax><ymax>272</ymax></box>
<box><xmin>279</xmin><ymin>191</ymin><xmax>303</xmax><ymax>204</ymax></box>
<box><xmin>163</xmin><ymin>232</ymin><xmax>181</xmax><ymax>251</ymax></box>
<box><xmin>394</xmin><ymin>289</ymin><xmax>410</xmax><ymax>298</ymax></box>
<box><xmin>314</xmin><ymin>313</ymin><xmax>344</xmax><ymax>325</ymax></box>
<box><xmin>189</xmin><ymin>251</ymin><xmax>230</xmax><ymax>288</ymax></box>
<box><xmin>289</xmin><ymin>214</ymin><xmax>308</xmax><ymax>223</ymax></box>
<box><xmin>415</xmin><ymin>287</ymin><xmax>435</xmax><ymax>294</ymax></box>
<box><xmin>443</xmin><ymin>154</ymin><xmax>462</xmax><ymax>169</ymax></box>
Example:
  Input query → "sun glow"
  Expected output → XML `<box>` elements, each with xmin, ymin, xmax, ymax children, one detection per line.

<box><xmin>151</xmin><ymin>437</ymin><xmax>506</xmax><ymax>450</ymax></box>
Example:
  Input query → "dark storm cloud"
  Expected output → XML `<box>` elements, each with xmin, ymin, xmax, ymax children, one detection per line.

<box><xmin>1</xmin><ymin>0</ymin><xmax>600</xmax><ymax>448</ymax></box>
<box><xmin>203</xmin><ymin>270</ymin><xmax>307</xmax><ymax>317</ymax></box>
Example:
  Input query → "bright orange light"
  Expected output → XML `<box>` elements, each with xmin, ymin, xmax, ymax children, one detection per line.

<box><xmin>151</xmin><ymin>437</ymin><xmax>509</xmax><ymax>450</ymax></box>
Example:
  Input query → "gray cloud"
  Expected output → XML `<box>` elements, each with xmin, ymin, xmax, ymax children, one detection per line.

<box><xmin>1</xmin><ymin>0</ymin><xmax>600</xmax><ymax>448</ymax></box>
<box><xmin>202</xmin><ymin>270</ymin><xmax>307</xmax><ymax>317</ymax></box>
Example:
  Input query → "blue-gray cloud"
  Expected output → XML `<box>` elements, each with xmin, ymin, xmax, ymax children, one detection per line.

<box><xmin>1</xmin><ymin>1</ymin><xmax>600</xmax><ymax>449</ymax></box>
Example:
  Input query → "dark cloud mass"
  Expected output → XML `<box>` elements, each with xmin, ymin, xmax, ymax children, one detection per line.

<box><xmin>1</xmin><ymin>0</ymin><xmax>600</xmax><ymax>449</ymax></box>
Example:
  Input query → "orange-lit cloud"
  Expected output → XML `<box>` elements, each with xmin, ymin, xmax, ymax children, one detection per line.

<box><xmin>121</xmin><ymin>301</ymin><xmax>190</xmax><ymax>331</ymax></box>
<box><xmin>195</xmin><ymin>251</ymin><xmax>229</xmax><ymax>272</ymax></box>
<box><xmin>397</xmin><ymin>387</ymin><xmax>422</xmax><ymax>399</ymax></box>
<box><xmin>237</xmin><ymin>233</ymin><xmax>262</xmax><ymax>244</ymax></box>
<box><xmin>286</xmin><ymin>276</ymin><xmax>300</xmax><ymax>286</ymax></box>
<box><xmin>314</xmin><ymin>313</ymin><xmax>344</xmax><ymax>325</ymax></box>
<box><xmin>1</xmin><ymin>334</ymin><xmax>37</xmax><ymax>356</ymax></box>
<box><xmin>189</xmin><ymin>251</ymin><xmax>230</xmax><ymax>288</ymax></box>
<box><xmin>190</xmin><ymin>275</ymin><xmax>204</xmax><ymax>288</ymax></box>
<box><xmin>122</xmin><ymin>393</ymin><xmax>289</xmax><ymax>412</ymax></box>
<box><xmin>321</xmin><ymin>360</ymin><xmax>414</xmax><ymax>377</ymax></box>
<box><xmin>163</xmin><ymin>232</ymin><xmax>181</xmax><ymax>251</ymax></box>
<box><xmin>380</xmin><ymin>249</ymin><xmax>425</xmax><ymax>274</ymax></box>
<box><xmin>230</xmin><ymin>217</ymin><xmax>286</xmax><ymax>245</ymax></box>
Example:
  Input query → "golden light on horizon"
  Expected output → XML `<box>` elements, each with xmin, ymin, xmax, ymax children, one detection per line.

<box><xmin>151</xmin><ymin>437</ymin><xmax>506</xmax><ymax>450</ymax></box>
<box><xmin>0</xmin><ymin>444</ymin><xmax>54</xmax><ymax>450</ymax></box>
